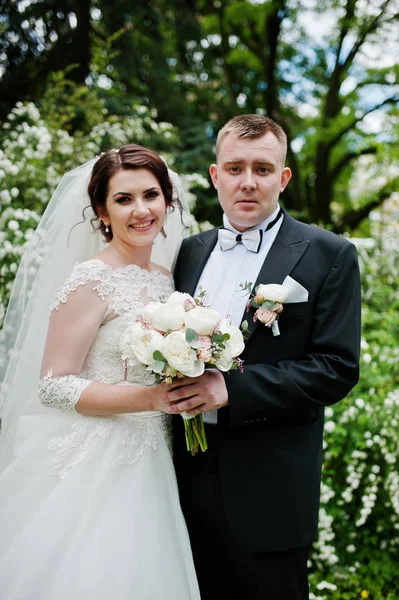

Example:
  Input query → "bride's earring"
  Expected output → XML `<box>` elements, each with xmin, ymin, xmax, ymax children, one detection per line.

<box><xmin>104</xmin><ymin>222</ymin><xmax>109</xmax><ymax>233</ymax></box>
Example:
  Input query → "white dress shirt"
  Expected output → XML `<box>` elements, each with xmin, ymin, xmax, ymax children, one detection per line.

<box><xmin>195</xmin><ymin>204</ymin><xmax>284</xmax><ymax>423</ymax></box>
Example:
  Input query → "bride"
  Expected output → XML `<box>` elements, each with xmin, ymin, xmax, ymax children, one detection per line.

<box><xmin>0</xmin><ymin>144</ymin><xmax>201</xmax><ymax>599</ymax></box>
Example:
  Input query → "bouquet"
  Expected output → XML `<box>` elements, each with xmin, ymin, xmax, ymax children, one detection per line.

<box><xmin>120</xmin><ymin>290</ymin><xmax>245</xmax><ymax>455</ymax></box>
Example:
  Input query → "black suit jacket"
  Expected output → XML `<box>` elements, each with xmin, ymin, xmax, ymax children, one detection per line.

<box><xmin>173</xmin><ymin>210</ymin><xmax>361</xmax><ymax>553</ymax></box>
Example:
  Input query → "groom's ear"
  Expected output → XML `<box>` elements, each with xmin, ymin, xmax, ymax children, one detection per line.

<box><xmin>280</xmin><ymin>167</ymin><xmax>292</xmax><ymax>193</ymax></box>
<box><xmin>209</xmin><ymin>164</ymin><xmax>218</xmax><ymax>189</ymax></box>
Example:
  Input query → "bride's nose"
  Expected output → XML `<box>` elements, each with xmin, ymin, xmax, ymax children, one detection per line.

<box><xmin>132</xmin><ymin>200</ymin><xmax>150</xmax><ymax>218</ymax></box>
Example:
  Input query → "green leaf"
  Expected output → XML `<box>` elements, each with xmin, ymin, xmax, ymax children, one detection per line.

<box><xmin>211</xmin><ymin>333</ymin><xmax>225</xmax><ymax>343</ymax></box>
<box><xmin>152</xmin><ymin>350</ymin><xmax>167</xmax><ymax>363</ymax></box>
<box><xmin>260</xmin><ymin>301</ymin><xmax>279</xmax><ymax>311</ymax></box>
<box><xmin>151</xmin><ymin>361</ymin><xmax>165</xmax><ymax>374</ymax></box>
<box><xmin>241</xmin><ymin>320</ymin><xmax>250</xmax><ymax>332</ymax></box>
<box><xmin>186</xmin><ymin>328</ymin><xmax>199</xmax><ymax>344</ymax></box>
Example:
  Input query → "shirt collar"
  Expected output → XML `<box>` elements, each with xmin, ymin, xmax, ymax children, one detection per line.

<box><xmin>222</xmin><ymin>203</ymin><xmax>281</xmax><ymax>234</ymax></box>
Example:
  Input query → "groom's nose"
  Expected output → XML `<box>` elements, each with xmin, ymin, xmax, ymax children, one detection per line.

<box><xmin>240</xmin><ymin>169</ymin><xmax>257</xmax><ymax>191</ymax></box>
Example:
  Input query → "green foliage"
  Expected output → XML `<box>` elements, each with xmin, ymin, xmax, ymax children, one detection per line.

<box><xmin>39</xmin><ymin>69</ymin><xmax>106</xmax><ymax>133</ymax></box>
<box><xmin>308</xmin><ymin>226</ymin><xmax>399</xmax><ymax>598</ymax></box>
<box><xmin>0</xmin><ymin>99</ymin><xmax>209</xmax><ymax>327</ymax></box>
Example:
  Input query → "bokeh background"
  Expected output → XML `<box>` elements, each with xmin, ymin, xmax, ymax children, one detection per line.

<box><xmin>0</xmin><ymin>1</ymin><xmax>398</xmax><ymax>598</ymax></box>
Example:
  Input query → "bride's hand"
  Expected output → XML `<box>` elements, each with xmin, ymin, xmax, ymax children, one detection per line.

<box><xmin>150</xmin><ymin>381</ymin><xmax>169</xmax><ymax>413</ymax></box>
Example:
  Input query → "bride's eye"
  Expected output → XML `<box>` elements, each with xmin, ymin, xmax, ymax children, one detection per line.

<box><xmin>145</xmin><ymin>191</ymin><xmax>160</xmax><ymax>199</ymax></box>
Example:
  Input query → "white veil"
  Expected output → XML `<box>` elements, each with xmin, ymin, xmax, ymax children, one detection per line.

<box><xmin>0</xmin><ymin>155</ymin><xmax>190</xmax><ymax>472</ymax></box>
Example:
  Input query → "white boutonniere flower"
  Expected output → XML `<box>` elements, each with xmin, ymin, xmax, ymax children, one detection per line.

<box><xmin>240</xmin><ymin>282</ymin><xmax>287</xmax><ymax>337</ymax></box>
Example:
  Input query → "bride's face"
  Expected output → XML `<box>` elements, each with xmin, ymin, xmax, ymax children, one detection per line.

<box><xmin>101</xmin><ymin>168</ymin><xmax>167</xmax><ymax>248</ymax></box>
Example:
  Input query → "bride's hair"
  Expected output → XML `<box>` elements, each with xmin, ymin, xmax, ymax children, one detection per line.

<box><xmin>88</xmin><ymin>144</ymin><xmax>175</xmax><ymax>242</ymax></box>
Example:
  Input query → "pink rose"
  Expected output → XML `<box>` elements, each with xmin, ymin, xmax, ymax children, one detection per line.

<box><xmin>184</xmin><ymin>298</ymin><xmax>196</xmax><ymax>311</ymax></box>
<box><xmin>253</xmin><ymin>308</ymin><xmax>277</xmax><ymax>327</ymax></box>
<box><xmin>197</xmin><ymin>348</ymin><xmax>213</xmax><ymax>362</ymax></box>
<box><xmin>196</xmin><ymin>335</ymin><xmax>212</xmax><ymax>362</ymax></box>
<box><xmin>199</xmin><ymin>335</ymin><xmax>212</xmax><ymax>349</ymax></box>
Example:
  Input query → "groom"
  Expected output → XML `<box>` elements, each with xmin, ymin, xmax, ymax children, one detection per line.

<box><xmin>166</xmin><ymin>114</ymin><xmax>361</xmax><ymax>599</ymax></box>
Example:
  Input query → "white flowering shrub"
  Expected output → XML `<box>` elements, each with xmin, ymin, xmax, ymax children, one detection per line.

<box><xmin>309</xmin><ymin>228</ymin><xmax>399</xmax><ymax>599</ymax></box>
<box><xmin>0</xmin><ymin>102</ymin><xmax>209</xmax><ymax>327</ymax></box>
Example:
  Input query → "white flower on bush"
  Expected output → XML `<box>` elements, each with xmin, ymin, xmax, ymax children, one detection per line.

<box><xmin>184</xmin><ymin>306</ymin><xmax>220</xmax><ymax>335</ymax></box>
<box><xmin>8</xmin><ymin>220</ymin><xmax>19</xmax><ymax>231</ymax></box>
<box><xmin>324</xmin><ymin>420</ymin><xmax>335</xmax><ymax>433</ymax></box>
<box><xmin>121</xmin><ymin>322</ymin><xmax>164</xmax><ymax>365</ymax></box>
<box><xmin>0</xmin><ymin>190</ymin><xmax>11</xmax><ymax>204</ymax></box>
<box><xmin>152</xmin><ymin>302</ymin><xmax>185</xmax><ymax>332</ymax></box>
<box><xmin>255</xmin><ymin>283</ymin><xmax>287</xmax><ymax>303</ymax></box>
<box><xmin>163</xmin><ymin>331</ymin><xmax>204</xmax><ymax>377</ymax></box>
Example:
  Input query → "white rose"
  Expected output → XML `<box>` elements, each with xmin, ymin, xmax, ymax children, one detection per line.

<box><xmin>214</xmin><ymin>349</ymin><xmax>234</xmax><ymax>372</ymax></box>
<box><xmin>184</xmin><ymin>306</ymin><xmax>220</xmax><ymax>335</ymax></box>
<box><xmin>152</xmin><ymin>303</ymin><xmax>185</xmax><ymax>332</ymax></box>
<box><xmin>142</xmin><ymin>301</ymin><xmax>163</xmax><ymax>325</ymax></box>
<box><xmin>217</xmin><ymin>319</ymin><xmax>245</xmax><ymax>358</ymax></box>
<box><xmin>166</xmin><ymin>291</ymin><xmax>195</xmax><ymax>310</ymax></box>
<box><xmin>163</xmin><ymin>331</ymin><xmax>205</xmax><ymax>377</ymax></box>
<box><xmin>256</xmin><ymin>283</ymin><xmax>287</xmax><ymax>303</ymax></box>
<box><xmin>122</xmin><ymin>322</ymin><xmax>165</xmax><ymax>365</ymax></box>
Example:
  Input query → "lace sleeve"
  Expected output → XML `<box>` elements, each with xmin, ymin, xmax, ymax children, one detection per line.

<box><xmin>38</xmin><ymin>372</ymin><xmax>92</xmax><ymax>412</ymax></box>
<box><xmin>39</xmin><ymin>261</ymin><xmax>111</xmax><ymax>412</ymax></box>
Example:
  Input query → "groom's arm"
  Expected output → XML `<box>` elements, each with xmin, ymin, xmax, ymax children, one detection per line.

<box><xmin>167</xmin><ymin>240</ymin><xmax>361</xmax><ymax>426</ymax></box>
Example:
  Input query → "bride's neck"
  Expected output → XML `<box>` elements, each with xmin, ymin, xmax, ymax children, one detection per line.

<box><xmin>107</xmin><ymin>242</ymin><xmax>152</xmax><ymax>270</ymax></box>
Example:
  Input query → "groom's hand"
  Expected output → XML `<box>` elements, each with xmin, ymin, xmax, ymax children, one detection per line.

<box><xmin>163</xmin><ymin>370</ymin><xmax>228</xmax><ymax>415</ymax></box>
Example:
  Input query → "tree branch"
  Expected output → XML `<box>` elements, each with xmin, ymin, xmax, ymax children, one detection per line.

<box><xmin>328</xmin><ymin>95</ymin><xmax>399</xmax><ymax>150</ymax></box>
<box><xmin>336</xmin><ymin>179</ymin><xmax>398</xmax><ymax>233</ymax></box>
<box><xmin>331</xmin><ymin>146</ymin><xmax>377</xmax><ymax>182</ymax></box>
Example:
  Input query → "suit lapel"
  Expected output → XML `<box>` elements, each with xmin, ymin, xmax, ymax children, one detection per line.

<box><xmin>241</xmin><ymin>213</ymin><xmax>310</xmax><ymax>343</ymax></box>
<box><xmin>182</xmin><ymin>229</ymin><xmax>219</xmax><ymax>296</ymax></box>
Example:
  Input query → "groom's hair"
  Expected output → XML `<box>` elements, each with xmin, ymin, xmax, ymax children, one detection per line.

<box><xmin>216</xmin><ymin>114</ymin><xmax>287</xmax><ymax>164</ymax></box>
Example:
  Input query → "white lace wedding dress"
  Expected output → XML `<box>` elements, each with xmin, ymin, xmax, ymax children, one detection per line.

<box><xmin>0</xmin><ymin>259</ymin><xmax>200</xmax><ymax>600</ymax></box>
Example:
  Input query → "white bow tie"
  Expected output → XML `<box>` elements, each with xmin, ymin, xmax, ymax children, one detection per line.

<box><xmin>218</xmin><ymin>208</ymin><xmax>283</xmax><ymax>253</ymax></box>
<box><xmin>218</xmin><ymin>228</ymin><xmax>263</xmax><ymax>253</ymax></box>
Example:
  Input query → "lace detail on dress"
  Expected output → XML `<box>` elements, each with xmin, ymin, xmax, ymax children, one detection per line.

<box><xmin>39</xmin><ymin>372</ymin><xmax>92</xmax><ymax>412</ymax></box>
<box><xmin>49</xmin><ymin>259</ymin><xmax>174</xmax><ymax>318</ymax></box>
<box><xmin>44</xmin><ymin>259</ymin><xmax>175</xmax><ymax>475</ymax></box>
<box><xmin>48</xmin><ymin>413</ymin><xmax>172</xmax><ymax>478</ymax></box>
<box><xmin>48</xmin><ymin>417</ymin><xmax>113</xmax><ymax>479</ymax></box>
<box><xmin>107</xmin><ymin>264</ymin><xmax>174</xmax><ymax>317</ymax></box>
<box><xmin>50</xmin><ymin>260</ymin><xmax>112</xmax><ymax>312</ymax></box>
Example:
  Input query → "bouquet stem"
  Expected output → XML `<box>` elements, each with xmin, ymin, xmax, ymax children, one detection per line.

<box><xmin>183</xmin><ymin>415</ymin><xmax>208</xmax><ymax>456</ymax></box>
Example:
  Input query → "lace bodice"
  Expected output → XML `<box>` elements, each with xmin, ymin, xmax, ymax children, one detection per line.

<box><xmin>39</xmin><ymin>259</ymin><xmax>174</xmax><ymax>411</ymax></box>
<box><xmin>50</xmin><ymin>259</ymin><xmax>173</xmax><ymax>318</ymax></box>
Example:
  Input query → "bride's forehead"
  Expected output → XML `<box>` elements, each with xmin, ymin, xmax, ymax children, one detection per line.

<box><xmin>108</xmin><ymin>168</ymin><xmax>160</xmax><ymax>190</ymax></box>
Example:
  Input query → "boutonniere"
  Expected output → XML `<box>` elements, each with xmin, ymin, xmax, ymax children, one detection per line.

<box><xmin>239</xmin><ymin>282</ymin><xmax>287</xmax><ymax>337</ymax></box>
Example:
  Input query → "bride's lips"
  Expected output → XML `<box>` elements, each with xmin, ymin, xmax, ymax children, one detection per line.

<box><xmin>129</xmin><ymin>220</ymin><xmax>155</xmax><ymax>232</ymax></box>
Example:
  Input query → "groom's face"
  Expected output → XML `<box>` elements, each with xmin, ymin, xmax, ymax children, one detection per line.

<box><xmin>209</xmin><ymin>132</ymin><xmax>291</xmax><ymax>232</ymax></box>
